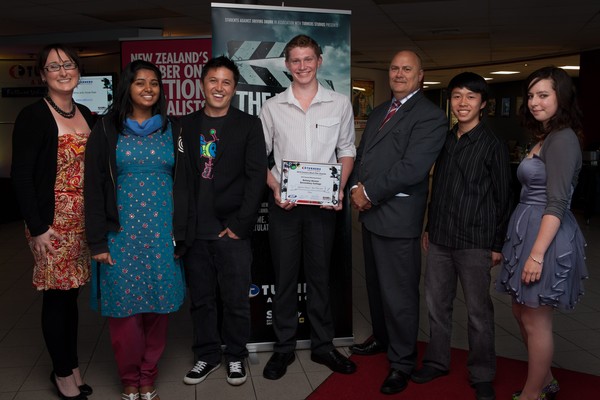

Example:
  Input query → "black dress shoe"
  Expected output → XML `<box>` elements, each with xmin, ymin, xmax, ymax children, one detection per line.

<box><xmin>263</xmin><ymin>352</ymin><xmax>295</xmax><ymax>380</ymax></box>
<box><xmin>410</xmin><ymin>365</ymin><xmax>449</xmax><ymax>383</ymax></box>
<box><xmin>349</xmin><ymin>337</ymin><xmax>386</xmax><ymax>355</ymax></box>
<box><xmin>50</xmin><ymin>372</ymin><xmax>88</xmax><ymax>400</ymax></box>
<box><xmin>473</xmin><ymin>382</ymin><xmax>496</xmax><ymax>400</ymax></box>
<box><xmin>78</xmin><ymin>383</ymin><xmax>93</xmax><ymax>396</ymax></box>
<box><xmin>311</xmin><ymin>349</ymin><xmax>356</xmax><ymax>374</ymax></box>
<box><xmin>381</xmin><ymin>369</ymin><xmax>409</xmax><ymax>395</ymax></box>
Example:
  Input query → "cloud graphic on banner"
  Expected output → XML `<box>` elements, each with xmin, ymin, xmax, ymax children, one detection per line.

<box><xmin>212</xmin><ymin>5</ymin><xmax>351</xmax><ymax>112</ymax></box>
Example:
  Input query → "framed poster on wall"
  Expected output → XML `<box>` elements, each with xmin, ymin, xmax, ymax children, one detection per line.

<box><xmin>352</xmin><ymin>79</ymin><xmax>374</xmax><ymax>130</ymax></box>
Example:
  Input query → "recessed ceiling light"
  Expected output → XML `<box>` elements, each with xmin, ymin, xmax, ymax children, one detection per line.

<box><xmin>423</xmin><ymin>81</ymin><xmax>441</xmax><ymax>85</ymax></box>
<box><xmin>352</xmin><ymin>87</ymin><xmax>366</xmax><ymax>91</ymax></box>
<box><xmin>490</xmin><ymin>71</ymin><xmax>520</xmax><ymax>75</ymax></box>
<box><xmin>484</xmin><ymin>77</ymin><xmax>493</xmax><ymax>81</ymax></box>
<box><xmin>422</xmin><ymin>85</ymin><xmax>430</xmax><ymax>89</ymax></box>
<box><xmin>559</xmin><ymin>65</ymin><xmax>580</xmax><ymax>70</ymax></box>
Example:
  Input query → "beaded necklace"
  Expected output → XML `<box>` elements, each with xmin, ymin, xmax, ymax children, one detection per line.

<box><xmin>45</xmin><ymin>95</ymin><xmax>76</xmax><ymax>119</ymax></box>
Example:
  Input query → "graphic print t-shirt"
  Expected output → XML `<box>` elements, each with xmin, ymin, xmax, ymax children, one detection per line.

<box><xmin>195</xmin><ymin>114</ymin><xmax>225</xmax><ymax>239</ymax></box>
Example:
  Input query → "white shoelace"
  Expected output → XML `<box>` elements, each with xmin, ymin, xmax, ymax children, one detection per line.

<box><xmin>229</xmin><ymin>361</ymin><xmax>243</xmax><ymax>374</ymax></box>
<box><xmin>191</xmin><ymin>360</ymin><xmax>208</xmax><ymax>373</ymax></box>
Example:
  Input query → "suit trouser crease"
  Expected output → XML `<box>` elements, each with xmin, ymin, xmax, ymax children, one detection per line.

<box><xmin>362</xmin><ymin>226</ymin><xmax>421</xmax><ymax>373</ymax></box>
<box><xmin>269</xmin><ymin>205</ymin><xmax>336</xmax><ymax>354</ymax></box>
<box><xmin>423</xmin><ymin>243</ymin><xmax>496</xmax><ymax>383</ymax></box>
<box><xmin>108</xmin><ymin>313</ymin><xmax>168</xmax><ymax>387</ymax></box>
<box><xmin>42</xmin><ymin>288</ymin><xmax>80</xmax><ymax>377</ymax></box>
<box><xmin>186</xmin><ymin>237</ymin><xmax>252</xmax><ymax>364</ymax></box>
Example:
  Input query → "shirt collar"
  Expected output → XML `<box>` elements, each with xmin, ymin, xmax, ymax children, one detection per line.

<box><xmin>395</xmin><ymin>89</ymin><xmax>420</xmax><ymax>105</ymax></box>
<box><xmin>453</xmin><ymin>120</ymin><xmax>486</xmax><ymax>142</ymax></box>
<box><xmin>279</xmin><ymin>83</ymin><xmax>332</xmax><ymax>105</ymax></box>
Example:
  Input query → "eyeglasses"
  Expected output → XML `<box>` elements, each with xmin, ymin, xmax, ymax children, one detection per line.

<box><xmin>44</xmin><ymin>62</ymin><xmax>78</xmax><ymax>72</ymax></box>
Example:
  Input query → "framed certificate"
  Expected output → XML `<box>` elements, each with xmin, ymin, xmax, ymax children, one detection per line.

<box><xmin>280</xmin><ymin>160</ymin><xmax>342</xmax><ymax>206</ymax></box>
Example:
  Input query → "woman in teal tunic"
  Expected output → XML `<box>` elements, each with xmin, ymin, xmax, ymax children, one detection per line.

<box><xmin>84</xmin><ymin>60</ymin><xmax>191</xmax><ymax>400</ymax></box>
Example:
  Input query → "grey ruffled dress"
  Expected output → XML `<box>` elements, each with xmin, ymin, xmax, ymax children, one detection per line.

<box><xmin>496</xmin><ymin>136</ymin><xmax>588</xmax><ymax>310</ymax></box>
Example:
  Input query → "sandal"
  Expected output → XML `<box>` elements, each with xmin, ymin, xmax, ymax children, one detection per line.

<box><xmin>512</xmin><ymin>379</ymin><xmax>560</xmax><ymax>400</ymax></box>
<box><xmin>121</xmin><ymin>392</ymin><xmax>140</xmax><ymax>400</ymax></box>
<box><xmin>140</xmin><ymin>390</ymin><xmax>158</xmax><ymax>400</ymax></box>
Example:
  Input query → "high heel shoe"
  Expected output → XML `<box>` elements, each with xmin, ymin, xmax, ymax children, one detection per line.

<box><xmin>50</xmin><ymin>372</ymin><xmax>88</xmax><ymax>400</ymax></box>
<box><xmin>71</xmin><ymin>367</ymin><xmax>93</xmax><ymax>396</ymax></box>
<box><xmin>512</xmin><ymin>379</ymin><xmax>560</xmax><ymax>400</ymax></box>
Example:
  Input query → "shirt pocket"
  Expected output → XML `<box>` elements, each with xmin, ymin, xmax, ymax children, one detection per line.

<box><xmin>316</xmin><ymin>117</ymin><xmax>340</xmax><ymax>146</ymax></box>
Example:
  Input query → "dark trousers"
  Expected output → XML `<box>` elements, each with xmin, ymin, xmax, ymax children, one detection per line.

<box><xmin>423</xmin><ymin>243</ymin><xmax>496</xmax><ymax>383</ymax></box>
<box><xmin>362</xmin><ymin>226</ymin><xmax>421</xmax><ymax>374</ymax></box>
<box><xmin>42</xmin><ymin>288</ymin><xmax>80</xmax><ymax>377</ymax></box>
<box><xmin>269</xmin><ymin>204</ymin><xmax>336</xmax><ymax>355</ymax></box>
<box><xmin>186</xmin><ymin>237</ymin><xmax>252</xmax><ymax>364</ymax></box>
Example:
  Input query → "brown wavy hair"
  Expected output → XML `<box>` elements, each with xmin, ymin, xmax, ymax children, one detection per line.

<box><xmin>521</xmin><ymin>66</ymin><xmax>583</xmax><ymax>144</ymax></box>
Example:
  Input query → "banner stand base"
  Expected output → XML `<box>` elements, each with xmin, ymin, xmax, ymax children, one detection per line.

<box><xmin>247</xmin><ymin>336</ymin><xmax>355</xmax><ymax>365</ymax></box>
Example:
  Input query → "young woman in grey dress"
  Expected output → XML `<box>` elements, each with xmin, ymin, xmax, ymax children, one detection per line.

<box><xmin>496</xmin><ymin>67</ymin><xmax>588</xmax><ymax>400</ymax></box>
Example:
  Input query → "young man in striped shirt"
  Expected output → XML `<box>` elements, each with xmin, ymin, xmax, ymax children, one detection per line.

<box><xmin>411</xmin><ymin>72</ymin><xmax>511</xmax><ymax>400</ymax></box>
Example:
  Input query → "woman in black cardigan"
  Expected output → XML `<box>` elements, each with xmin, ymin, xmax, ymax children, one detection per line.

<box><xmin>11</xmin><ymin>44</ymin><xmax>95</xmax><ymax>400</ymax></box>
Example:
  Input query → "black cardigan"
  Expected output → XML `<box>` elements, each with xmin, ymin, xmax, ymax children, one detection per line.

<box><xmin>83</xmin><ymin>115</ymin><xmax>193</xmax><ymax>256</ymax></box>
<box><xmin>11</xmin><ymin>98</ymin><xmax>96</xmax><ymax>236</ymax></box>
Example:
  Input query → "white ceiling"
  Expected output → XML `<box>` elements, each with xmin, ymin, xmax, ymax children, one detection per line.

<box><xmin>1</xmin><ymin>0</ymin><xmax>599</xmax><ymax>87</ymax></box>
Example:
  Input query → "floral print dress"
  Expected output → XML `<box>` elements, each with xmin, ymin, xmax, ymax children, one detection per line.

<box><xmin>28</xmin><ymin>132</ymin><xmax>90</xmax><ymax>290</ymax></box>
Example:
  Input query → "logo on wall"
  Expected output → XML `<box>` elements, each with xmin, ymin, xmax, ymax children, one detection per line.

<box><xmin>9</xmin><ymin>65</ymin><xmax>27</xmax><ymax>79</ymax></box>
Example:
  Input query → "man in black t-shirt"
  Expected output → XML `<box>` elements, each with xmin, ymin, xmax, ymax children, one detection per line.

<box><xmin>180</xmin><ymin>56</ymin><xmax>266</xmax><ymax>387</ymax></box>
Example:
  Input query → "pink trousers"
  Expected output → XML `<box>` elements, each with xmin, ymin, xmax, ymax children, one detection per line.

<box><xmin>108</xmin><ymin>313</ymin><xmax>168</xmax><ymax>387</ymax></box>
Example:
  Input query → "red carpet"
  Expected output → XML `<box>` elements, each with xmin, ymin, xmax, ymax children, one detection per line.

<box><xmin>308</xmin><ymin>343</ymin><xmax>600</xmax><ymax>399</ymax></box>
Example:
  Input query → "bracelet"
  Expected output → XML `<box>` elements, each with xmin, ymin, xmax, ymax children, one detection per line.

<box><xmin>529</xmin><ymin>255</ymin><xmax>544</xmax><ymax>265</ymax></box>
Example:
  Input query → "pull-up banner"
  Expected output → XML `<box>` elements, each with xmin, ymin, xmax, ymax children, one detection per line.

<box><xmin>211</xmin><ymin>3</ymin><xmax>353</xmax><ymax>350</ymax></box>
<box><xmin>211</xmin><ymin>3</ymin><xmax>351</xmax><ymax>115</ymax></box>
<box><xmin>121</xmin><ymin>37</ymin><xmax>212</xmax><ymax>116</ymax></box>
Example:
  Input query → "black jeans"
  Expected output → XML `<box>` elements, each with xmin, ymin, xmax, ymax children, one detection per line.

<box><xmin>42</xmin><ymin>288</ymin><xmax>80</xmax><ymax>377</ymax></box>
<box><xmin>268</xmin><ymin>204</ymin><xmax>336</xmax><ymax>355</ymax></box>
<box><xmin>186</xmin><ymin>237</ymin><xmax>252</xmax><ymax>364</ymax></box>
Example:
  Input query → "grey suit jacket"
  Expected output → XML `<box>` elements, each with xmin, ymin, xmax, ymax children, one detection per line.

<box><xmin>349</xmin><ymin>90</ymin><xmax>447</xmax><ymax>238</ymax></box>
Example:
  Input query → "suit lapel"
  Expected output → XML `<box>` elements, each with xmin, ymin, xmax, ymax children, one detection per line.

<box><xmin>365</xmin><ymin>92</ymin><xmax>422</xmax><ymax>151</ymax></box>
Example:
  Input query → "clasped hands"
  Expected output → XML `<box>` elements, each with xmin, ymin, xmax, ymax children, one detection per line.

<box><xmin>350</xmin><ymin>182</ymin><xmax>372</xmax><ymax>211</ymax></box>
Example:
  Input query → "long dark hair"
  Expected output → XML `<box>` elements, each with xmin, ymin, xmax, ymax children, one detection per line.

<box><xmin>109</xmin><ymin>60</ymin><xmax>167</xmax><ymax>133</ymax></box>
<box><xmin>521</xmin><ymin>66</ymin><xmax>583</xmax><ymax>143</ymax></box>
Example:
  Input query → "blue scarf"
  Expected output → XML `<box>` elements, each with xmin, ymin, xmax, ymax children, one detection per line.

<box><xmin>123</xmin><ymin>115</ymin><xmax>163</xmax><ymax>137</ymax></box>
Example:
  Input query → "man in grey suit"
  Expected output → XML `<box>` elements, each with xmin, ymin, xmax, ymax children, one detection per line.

<box><xmin>349</xmin><ymin>50</ymin><xmax>447</xmax><ymax>395</ymax></box>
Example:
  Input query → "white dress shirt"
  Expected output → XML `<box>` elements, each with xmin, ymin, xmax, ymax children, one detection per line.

<box><xmin>259</xmin><ymin>84</ymin><xmax>356</xmax><ymax>183</ymax></box>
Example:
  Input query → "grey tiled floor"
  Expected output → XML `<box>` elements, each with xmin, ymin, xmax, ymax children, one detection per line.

<box><xmin>0</xmin><ymin>210</ymin><xmax>599</xmax><ymax>399</ymax></box>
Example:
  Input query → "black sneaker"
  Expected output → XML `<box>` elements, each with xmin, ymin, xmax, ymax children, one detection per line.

<box><xmin>183</xmin><ymin>360</ymin><xmax>220</xmax><ymax>385</ymax></box>
<box><xmin>226</xmin><ymin>360</ymin><xmax>247</xmax><ymax>386</ymax></box>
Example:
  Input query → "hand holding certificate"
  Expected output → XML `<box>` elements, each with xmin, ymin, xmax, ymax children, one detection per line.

<box><xmin>280</xmin><ymin>160</ymin><xmax>342</xmax><ymax>206</ymax></box>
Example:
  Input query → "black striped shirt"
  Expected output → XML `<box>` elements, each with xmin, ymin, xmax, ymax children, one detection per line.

<box><xmin>426</xmin><ymin>122</ymin><xmax>511</xmax><ymax>252</ymax></box>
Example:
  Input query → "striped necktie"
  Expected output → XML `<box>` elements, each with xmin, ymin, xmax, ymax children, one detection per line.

<box><xmin>379</xmin><ymin>98</ymin><xmax>401</xmax><ymax>130</ymax></box>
